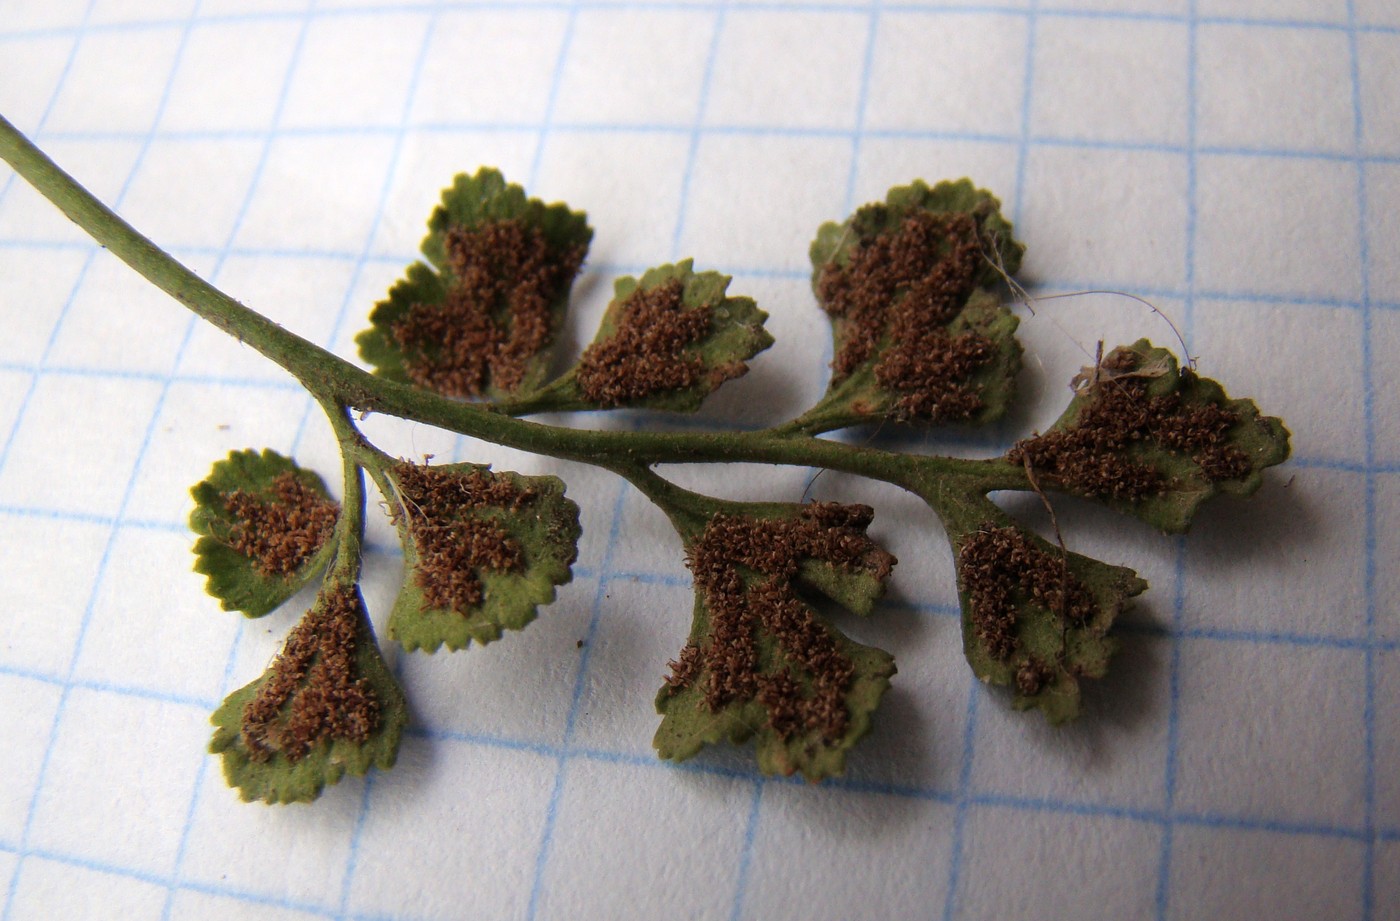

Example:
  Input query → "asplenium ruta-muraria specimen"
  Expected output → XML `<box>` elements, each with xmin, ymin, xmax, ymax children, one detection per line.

<box><xmin>0</xmin><ymin>116</ymin><xmax>1290</xmax><ymax>803</ymax></box>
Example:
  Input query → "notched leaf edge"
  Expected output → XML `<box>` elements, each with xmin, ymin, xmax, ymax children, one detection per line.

<box><xmin>547</xmin><ymin>259</ymin><xmax>773</xmax><ymax>412</ymax></box>
<box><xmin>209</xmin><ymin>583</ymin><xmax>407</xmax><ymax>804</ymax></box>
<box><xmin>356</xmin><ymin>167</ymin><xmax>592</xmax><ymax>401</ymax></box>
<box><xmin>806</xmin><ymin>178</ymin><xmax>1025</xmax><ymax>428</ymax></box>
<box><xmin>654</xmin><ymin>501</ymin><xmax>897</xmax><ymax>781</ymax></box>
<box><xmin>953</xmin><ymin>518</ymin><xmax>1146</xmax><ymax>725</ymax></box>
<box><xmin>1007</xmin><ymin>340</ymin><xmax>1292</xmax><ymax>533</ymax></box>
<box><xmin>189</xmin><ymin>448</ymin><xmax>339</xmax><ymax>618</ymax></box>
<box><xmin>381</xmin><ymin>460</ymin><xmax>581</xmax><ymax>652</ymax></box>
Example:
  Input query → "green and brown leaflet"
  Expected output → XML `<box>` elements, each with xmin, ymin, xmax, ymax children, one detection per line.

<box><xmin>117</xmin><ymin>166</ymin><xmax>1296</xmax><ymax>802</ymax></box>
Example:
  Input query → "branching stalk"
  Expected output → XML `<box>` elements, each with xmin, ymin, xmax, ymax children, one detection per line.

<box><xmin>0</xmin><ymin>113</ymin><xmax>1031</xmax><ymax>508</ymax></box>
<box><xmin>1</xmin><ymin>111</ymin><xmax>1290</xmax><ymax>798</ymax></box>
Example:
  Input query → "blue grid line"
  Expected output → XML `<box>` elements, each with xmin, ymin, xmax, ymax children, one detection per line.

<box><xmin>525</xmin><ymin>478</ymin><xmax>633</xmax><ymax>920</ymax></box>
<box><xmin>29</xmin><ymin>202</ymin><xmax>1399</xmax><ymax>303</ymax></box>
<box><xmin>939</xmin><ymin>682</ymin><xmax>981</xmax><ymax>921</ymax></box>
<box><xmin>7</xmin><ymin>227</ymin><xmax>1400</xmax><ymax>318</ymax></box>
<box><xmin>0</xmin><ymin>465</ymin><xmax>1374</xmax><ymax>552</ymax></box>
<box><xmin>34</xmin><ymin>122</ymin><xmax>1400</xmax><ymax>171</ymax></box>
<box><xmin>2</xmin><ymin>3</ymin><xmax>1388</xmax><ymax>912</ymax></box>
<box><xmin>151</xmin><ymin>2</ymin><xmax>325</xmax><ymax>918</ymax></box>
<box><xmin>412</xmin><ymin>725</ymin><xmax>559</xmax><ymax>757</ymax></box>
<box><xmin>525</xmin><ymin>0</ymin><xmax>579</xmax><ymax>191</ymax></box>
<box><xmin>337</xmin><ymin>771</ymin><xmax>379</xmax><ymax>921</ymax></box>
<box><xmin>0</xmin><ymin>2</ymin><xmax>214</xmax><ymax>914</ymax></box>
<box><xmin>967</xmin><ymin>793</ymin><xmax>1384</xmax><ymax>842</ymax></box>
<box><xmin>727</xmin><ymin>780</ymin><xmax>764</xmax><ymax>921</ymax></box>
<box><xmin>15</xmin><ymin>848</ymin><xmax>347</xmax><ymax>921</ymax></box>
<box><xmin>299</xmin><ymin>11</ymin><xmax>444</xmax><ymax>921</ymax></box>
<box><xmin>1118</xmin><ymin>622</ymin><xmax>1398</xmax><ymax>654</ymax></box>
<box><xmin>1155</xmin><ymin>0</ymin><xmax>1201</xmax><ymax>909</ymax></box>
<box><xmin>38</xmin><ymin>122</ymin><xmax>1016</xmax><ymax>144</ymax></box>
<box><xmin>2</xmin><ymin>714</ymin><xmax>1394</xmax><ymax>921</ymax></box>
<box><xmin>0</xmin><ymin>108</ymin><xmax>120</xmax><ymax>485</ymax></box>
<box><xmin>1361</xmin><ymin>147</ymin><xmax>1381</xmax><ymax>921</ymax></box>
<box><xmin>840</xmin><ymin>0</ymin><xmax>880</xmax><ymax>211</ymax></box>
<box><xmin>971</xmin><ymin>792</ymin><xmax>1160</xmax><ymax>826</ymax></box>
<box><xmin>0</xmin><ymin>502</ymin><xmax>407</xmax><ymax>560</ymax></box>
<box><xmin>285</xmin><ymin>5</ymin><xmax>437</xmax><ymax>460</ymax></box>
<box><xmin>521</xmin><ymin>739</ymin><xmax>769</xmax><ymax>783</ymax></box>
<box><xmin>881</xmin><ymin>598</ymin><xmax>963</xmax><ymax>618</ymax></box>
<box><xmin>0</xmin><ymin>2</ymin><xmax>988</xmax><ymax>47</ymax></box>
<box><xmin>1289</xmin><ymin>457</ymin><xmax>1372</xmax><ymax>473</ymax></box>
<box><xmin>8</xmin><ymin>227</ymin><xmax>1396</xmax><ymax>321</ymax></box>
<box><xmin>4</xmin><ymin>2</ymin><xmax>1397</xmax><ymax>49</ymax></box>
<box><xmin>977</xmin><ymin>283</ymin><xmax>1377</xmax><ymax>313</ymax></box>
<box><xmin>416</xmin><ymin>729</ymin><xmax>990</xmax><ymax>819</ymax></box>
<box><xmin>0</xmin><ymin>361</ymin><xmax>304</xmax><ymax>389</ymax></box>
<box><xmin>0</xmin><ymin>0</ymin><xmax>97</xmax><ymax>207</ymax></box>
<box><xmin>1200</xmin><ymin>13</ymin><xmax>1369</xmax><ymax>32</ymax></box>
<box><xmin>1345</xmin><ymin>1</ymin><xmax>1380</xmax><ymax>915</ymax></box>
<box><xmin>668</xmin><ymin>6</ymin><xmax>767</xmax><ymax>916</ymax></box>
<box><xmin>6</xmin><ymin>728</ymin><xmax>1390</xmax><ymax>865</ymax></box>
<box><xmin>424</xmin><ymin>722</ymin><xmax>1400</xmax><ymax>843</ymax></box>
<box><xmin>5</xmin><ymin>783</ymin><xmax>1383</xmax><ymax>921</ymax></box>
<box><xmin>13</xmin><ymin>263</ymin><xmax>1394</xmax><ymax>348</ymax></box>
<box><xmin>730</xmin><ymin>2</ymin><xmax>882</xmax><ymax>912</ymax></box>
<box><xmin>627</xmin><ymin>0</ymin><xmax>754</xmax><ymax>829</ymax></box>
<box><xmin>1155</xmin><ymin>536</ymin><xmax>1188</xmax><ymax>920</ymax></box>
<box><xmin>0</xmin><ymin>504</ymin><xmax>185</xmax><ymax>530</ymax></box>
<box><xmin>431</xmin><ymin>0</ymin><xmax>574</xmax><ymax>460</ymax></box>
<box><xmin>0</xmin><ymin>18</ymin><xmax>208</xmax><ymax>43</ymax></box>
<box><xmin>2</xmin><ymin>791</ymin><xmax>1387</xmax><ymax>921</ymax></box>
<box><xmin>1171</xmin><ymin>809</ymin><xmax>1376</xmax><ymax>842</ymax></box>
<box><xmin>0</xmin><ymin>665</ymin><xmax>218</xmax><ymax>712</ymax></box>
<box><xmin>1196</xmin><ymin>144</ymin><xmax>1376</xmax><ymax>163</ymax></box>
<box><xmin>522</xmin><ymin>18</ymin><xmax>631</xmax><ymax>902</ymax></box>
<box><xmin>668</xmin><ymin>2</ymin><xmax>727</xmax><ymax>260</ymax></box>
<box><xmin>940</xmin><ymin>2</ymin><xmax>1040</xmax><ymax>915</ymax></box>
<box><xmin>160</xmin><ymin>637</ymin><xmax>251</xmax><ymax>917</ymax></box>
<box><xmin>336</xmin><ymin>679</ymin><xmax>390</xmax><ymax>915</ymax></box>
<box><xmin>66</xmin><ymin>849</ymin><xmax>536</xmax><ymax>921</ymax></box>
<box><xmin>7</xmin><ymin>591</ymin><xmax>1382</xmax><ymax>743</ymax></box>
<box><xmin>603</xmin><ymin>568</ymin><xmax>691</xmax><ymax>588</ymax></box>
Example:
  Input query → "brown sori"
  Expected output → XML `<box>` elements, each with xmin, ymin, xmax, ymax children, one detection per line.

<box><xmin>664</xmin><ymin>503</ymin><xmax>894</xmax><ymax>743</ymax></box>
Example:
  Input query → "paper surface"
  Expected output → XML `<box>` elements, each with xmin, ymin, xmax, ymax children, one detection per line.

<box><xmin>2</xmin><ymin>1</ymin><xmax>1397</xmax><ymax>919</ymax></box>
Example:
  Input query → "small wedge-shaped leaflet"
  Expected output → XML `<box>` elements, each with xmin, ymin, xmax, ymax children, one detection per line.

<box><xmin>190</xmin><ymin>449</ymin><xmax>339</xmax><ymax>618</ymax></box>
<box><xmin>655</xmin><ymin>502</ymin><xmax>897</xmax><ymax>781</ymax></box>
<box><xmin>953</xmin><ymin>517</ymin><xmax>1146</xmax><ymax>724</ymax></box>
<box><xmin>536</xmin><ymin>260</ymin><xmax>772</xmax><ymax>412</ymax></box>
<box><xmin>808</xmin><ymin>179</ymin><xmax>1024</xmax><ymax>426</ymax></box>
<box><xmin>382</xmin><ymin>461</ymin><xmax>581</xmax><ymax>652</ymax></box>
<box><xmin>357</xmin><ymin>168</ymin><xmax>592</xmax><ymax>400</ymax></box>
<box><xmin>209</xmin><ymin>583</ymin><xmax>407</xmax><ymax>803</ymax></box>
<box><xmin>1006</xmin><ymin>341</ymin><xmax>1291</xmax><ymax>533</ymax></box>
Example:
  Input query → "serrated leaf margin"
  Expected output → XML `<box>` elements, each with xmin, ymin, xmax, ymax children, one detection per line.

<box><xmin>381</xmin><ymin>463</ymin><xmax>581</xmax><ymax>653</ymax></box>
<box><xmin>208</xmin><ymin>585</ymin><xmax>407</xmax><ymax>804</ymax></box>
<box><xmin>189</xmin><ymin>448</ymin><xmax>339</xmax><ymax>619</ymax></box>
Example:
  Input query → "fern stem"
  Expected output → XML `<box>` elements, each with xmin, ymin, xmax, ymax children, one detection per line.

<box><xmin>0</xmin><ymin>113</ymin><xmax>1030</xmax><ymax>499</ymax></box>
